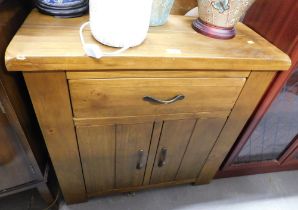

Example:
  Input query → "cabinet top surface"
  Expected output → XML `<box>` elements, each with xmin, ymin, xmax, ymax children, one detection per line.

<box><xmin>5</xmin><ymin>10</ymin><xmax>291</xmax><ymax>72</ymax></box>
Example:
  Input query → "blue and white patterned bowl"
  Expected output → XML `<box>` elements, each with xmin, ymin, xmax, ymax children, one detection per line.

<box><xmin>36</xmin><ymin>0</ymin><xmax>88</xmax><ymax>17</ymax></box>
<box><xmin>38</xmin><ymin>0</ymin><xmax>85</xmax><ymax>8</ymax></box>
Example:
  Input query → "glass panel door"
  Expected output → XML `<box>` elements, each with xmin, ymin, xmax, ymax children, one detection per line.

<box><xmin>234</xmin><ymin>67</ymin><xmax>298</xmax><ymax>164</ymax></box>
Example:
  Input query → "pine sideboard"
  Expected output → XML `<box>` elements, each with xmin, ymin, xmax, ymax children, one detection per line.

<box><xmin>5</xmin><ymin>10</ymin><xmax>291</xmax><ymax>204</ymax></box>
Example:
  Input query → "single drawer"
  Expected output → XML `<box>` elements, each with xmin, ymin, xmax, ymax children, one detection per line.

<box><xmin>69</xmin><ymin>78</ymin><xmax>246</xmax><ymax>119</ymax></box>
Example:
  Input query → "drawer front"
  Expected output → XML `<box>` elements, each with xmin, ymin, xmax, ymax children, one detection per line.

<box><xmin>69</xmin><ymin>78</ymin><xmax>246</xmax><ymax>119</ymax></box>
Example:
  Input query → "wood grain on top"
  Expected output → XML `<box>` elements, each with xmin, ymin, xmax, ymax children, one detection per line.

<box><xmin>5</xmin><ymin>10</ymin><xmax>291</xmax><ymax>71</ymax></box>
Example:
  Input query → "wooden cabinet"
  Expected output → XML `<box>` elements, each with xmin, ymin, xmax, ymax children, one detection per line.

<box><xmin>69</xmin><ymin>75</ymin><xmax>245</xmax><ymax>195</ymax></box>
<box><xmin>70</xmin><ymin>76</ymin><xmax>243</xmax><ymax>193</ymax></box>
<box><xmin>5</xmin><ymin>10</ymin><xmax>291</xmax><ymax>203</ymax></box>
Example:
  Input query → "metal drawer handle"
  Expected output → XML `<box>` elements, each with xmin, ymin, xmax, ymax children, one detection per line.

<box><xmin>136</xmin><ymin>150</ymin><xmax>145</xmax><ymax>170</ymax></box>
<box><xmin>143</xmin><ymin>95</ymin><xmax>185</xmax><ymax>105</ymax></box>
<box><xmin>158</xmin><ymin>148</ymin><xmax>168</xmax><ymax>167</ymax></box>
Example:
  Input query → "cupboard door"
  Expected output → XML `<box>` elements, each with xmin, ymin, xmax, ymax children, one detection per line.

<box><xmin>116</xmin><ymin>123</ymin><xmax>153</xmax><ymax>188</ymax></box>
<box><xmin>150</xmin><ymin>119</ymin><xmax>196</xmax><ymax>184</ymax></box>
<box><xmin>77</xmin><ymin>123</ymin><xmax>154</xmax><ymax>195</ymax></box>
<box><xmin>176</xmin><ymin>118</ymin><xmax>226</xmax><ymax>180</ymax></box>
<box><xmin>76</xmin><ymin>125</ymin><xmax>116</xmax><ymax>195</ymax></box>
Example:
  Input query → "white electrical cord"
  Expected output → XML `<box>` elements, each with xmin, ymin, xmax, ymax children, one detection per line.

<box><xmin>80</xmin><ymin>22</ymin><xmax>130</xmax><ymax>59</ymax></box>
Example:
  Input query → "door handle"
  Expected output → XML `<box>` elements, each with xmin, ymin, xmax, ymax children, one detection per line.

<box><xmin>143</xmin><ymin>95</ymin><xmax>185</xmax><ymax>105</ymax></box>
<box><xmin>136</xmin><ymin>150</ymin><xmax>145</xmax><ymax>170</ymax></box>
<box><xmin>158</xmin><ymin>148</ymin><xmax>167</xmax><ymax>167</ymax></box>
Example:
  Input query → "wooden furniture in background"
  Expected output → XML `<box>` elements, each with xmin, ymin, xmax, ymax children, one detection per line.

<box><xmin>5</xmin><ymin>10</ymin><xmax>291</xmax><ymax>204</ymax></box>
<box><xmin>0</xmin><ymin>0</ymin><xmax>54</xmax><ymax>204</ymax></box>
<box><xmin>171</xmin><ymin>0</ymin><xmax>197</xmax><ymax>15</ymax></box>
<box><xmin>217</xmin><ymin>0</ymin><xmax>298</xmax><ymax>178</ymax></box>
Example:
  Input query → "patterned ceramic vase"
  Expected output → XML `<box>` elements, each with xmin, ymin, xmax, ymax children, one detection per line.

<box><xmin>193</xmin><ymin>0</ymin><xmax>256</xmax><ymax>39</ymax></box>
<box><xmin>36</xmin><ymin>0</ymin><xmax>88</xmax><ymax>17</ymax></box>
<box><xmin>150</xmin><ymin>0</ymin><xmax>175</xmax><ymax>26</ymax></box>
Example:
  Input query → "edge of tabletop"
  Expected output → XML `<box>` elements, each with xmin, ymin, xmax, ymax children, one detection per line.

<box><xmin>4</xmin><ymin>11</ymin><xmax>292</xmax><ymax>72</ymax></box>
<box><xmin>4</xmin><ymin>53</ymin><xmax>292</xmax><ymax>72</ymax></box>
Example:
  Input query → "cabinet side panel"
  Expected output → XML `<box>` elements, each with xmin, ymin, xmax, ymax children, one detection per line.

<box><xmin>196</xmin><ymin>71</ymin><xmax>276</xmax><ymax>184</ymax></box>
<box><xmin>76</xmin><ymin>125</ymin><xmax>116</xmax><ymax>194</ymax></box>
<box><xmin>23</xmin><ymin>72</ymin><xmax>86</xmax><ymax>203</ymax></box>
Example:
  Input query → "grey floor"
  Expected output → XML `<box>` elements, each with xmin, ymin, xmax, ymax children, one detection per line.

<box><xmin>61</xmin><ymin>171</ymin><xmax>298</xmax><ymax>210</ymax></box>
<box><xmin>1</xmin><ymin>171</ymin><xmax>298</xmax><ymax>210</ymax></box>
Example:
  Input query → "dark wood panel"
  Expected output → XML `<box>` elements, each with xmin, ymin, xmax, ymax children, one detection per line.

<box><xmin>244</xmin><ymin>0</ymin><xmax>298</xmax><ymax>53</ymax></box>
<box><xmin>284</xmin><ymin>146</ymin><xmax>298</xmax><ymax>166</ymax></box>
<box><xmin>216</xmin><ymin>161</ymin><xmax>298</xmax><ymax>178</ymax></box>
